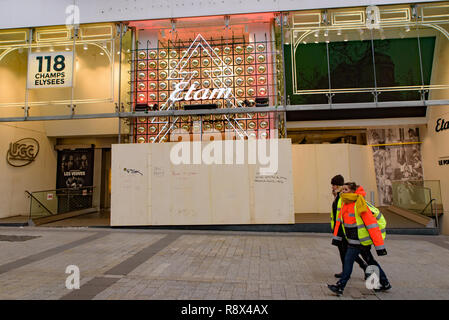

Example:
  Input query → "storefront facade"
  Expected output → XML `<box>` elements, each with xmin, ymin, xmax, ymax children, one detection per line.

<box><xmin>0</xmin><ymin>0</ymin><xmax>448</xmax><ymax>233</ymax></box>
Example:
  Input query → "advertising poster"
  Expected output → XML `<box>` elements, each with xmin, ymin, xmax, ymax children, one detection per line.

<box><xmin>367</xmin><ymin>127</ymin><xmax>423</xmax><ymax>206</ymax></box>
<box><xmin>56</xmin><ymin>148</ymin><xmax>94</xmax><ymax>213</ymax></box>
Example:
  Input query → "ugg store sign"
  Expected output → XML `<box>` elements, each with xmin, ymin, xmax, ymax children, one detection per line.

<box><xmin>27</xmin><ymin>51</ymin><xmax>73</xmax><ymax>89</ymax></box>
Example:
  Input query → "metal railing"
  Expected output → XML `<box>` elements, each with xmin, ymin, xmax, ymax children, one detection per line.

<box><xmin>26</xmin><ymin>186</ymin><xmax>95</xmax><ymax>221</ymax></box>
<box><xmin>392</xmin><ymin>180</ymin><xmax>443</xmax><ymax>227</ymax></box>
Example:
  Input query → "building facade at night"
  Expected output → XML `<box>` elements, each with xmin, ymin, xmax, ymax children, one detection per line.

<box><xmin>0</xmin><ymin>1</ymin><xmax>448</xmax><ymax>233</ymax></box>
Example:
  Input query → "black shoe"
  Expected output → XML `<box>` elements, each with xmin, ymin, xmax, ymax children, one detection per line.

<box><xmin>327</xmin><ymin>284</ymin><xmax>344</xmax><ymax>296</ymax></box>
<box><xmin>334</xmin><ymin>272</ymin><xmax>342</xmax><ymax>278</ymax></box>
<box><xmin>374</xmin><ymin>282</ymin><xmax>392</xmax><ymax>292</ymax></box>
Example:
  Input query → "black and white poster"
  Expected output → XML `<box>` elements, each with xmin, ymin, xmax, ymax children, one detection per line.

<box><xmin>56</xmin><ymin>148</ymin><xmax>94</xmax><ymax>213</ymax></box>
<box><xmin>57</xmin><ymin>148</ymin><xmax>94</xmax><ymax>189</ymax></box>
<box><xmin>367</xmin><ymin>127</ymin><xmax>423</xmax><ymax>206</ymax></box>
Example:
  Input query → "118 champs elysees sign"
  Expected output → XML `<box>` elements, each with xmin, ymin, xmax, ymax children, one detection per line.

<box><xmin>27</xmin><ymin>51</ymin><xmax>73</xmax><ymax>89</ymax></box>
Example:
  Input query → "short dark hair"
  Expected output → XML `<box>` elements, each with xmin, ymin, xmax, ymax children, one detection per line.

<box><xmin>344</xmin><ymin>182</ymin><xmax>358</xmax><ymax>192</ymax></box>
<box><xmin>331</xmin><ymin>175</ymin><xmax>344</xmax><ymax>186</ymax></box>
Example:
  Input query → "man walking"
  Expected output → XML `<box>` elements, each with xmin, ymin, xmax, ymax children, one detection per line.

<box><xmin>330</xmin><ymin>175</ymin><xmax>368</xmax><ymax>279</ymax></box>
<box><xmin>328</xmin><ymin>182</ymin><xmax>392</xmax><ymax>296</ymax></box>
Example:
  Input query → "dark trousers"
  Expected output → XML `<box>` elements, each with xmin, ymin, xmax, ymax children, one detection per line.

<box><xmin>337</xmin><ymin>237</ymin><xmax>367</xmax><ymax>272</ymax></box>
<box><xmin>338</xmin><ymin>245</ymin><xmax>389</xmax><ymax>289</ymax></box>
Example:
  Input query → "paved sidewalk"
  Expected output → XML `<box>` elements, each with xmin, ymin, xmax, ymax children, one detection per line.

<box><xmin>0</xmin><ymin>226</ymin><xmax>448</xmax><ymax>300</ymax></box>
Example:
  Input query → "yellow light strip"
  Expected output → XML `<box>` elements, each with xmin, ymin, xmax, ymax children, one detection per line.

<box><xmin>379</xmin><ymin>8</ymin><xmax>410</xmax><ymax>22</ymax></box>
<box><xmin>80</xmin><ymin>24</ymin><xmax>114</xmax><ymax>39</ymax></box>
<box><xmin>332</xmin><ymin>11</ymin><xmax>365</xmax><ymax>26</ymax></box>
<box><xmin>292</xmin><ymin>12</ymin><xmax>322</xmax><ymax>27</ymax></box>
<box><xmin>0</xmin><ymin>98</ymin><xmax>114</xmax><ymax>108</ymax></box>
<box><xmin>421</xmin><ymin>3</ymin><xmax>449</xmax><ymax>20</ymax></box>
<box><xmin>295</xmin><ymin>85</ymin><xmax>449</xmax><ymax>95</ymax></box>
<box><xmin>0</xmin><ymin>30</ymin><xmax>28</xmax><ymax>44</ymax></box>
<box><xmin>36</xmin><ymin>29</ymin><xmax>71</xmax><ymax>42</ymax></box>
<box><xmin>369</xmin><ymin>142</ymin><xmax>422</xmax><ymax>147</ymax></box>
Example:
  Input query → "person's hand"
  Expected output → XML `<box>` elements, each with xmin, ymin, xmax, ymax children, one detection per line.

<box><xmin>376</xmin><ymin>248</ymin><xmax>387</xmax><ymax>256</ymax></box>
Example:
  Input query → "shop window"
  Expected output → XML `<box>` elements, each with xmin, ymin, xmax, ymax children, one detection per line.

<box><xmin>129</xmin><ymin>14</ymin><xmax>279</xmax><ymax>143</ymax></box>
<box><xmin>0</xmin><ymin>23</ymin><xmax>131</xmax><ymax>118</ymax></box>
<box><xmin>284</xmin><ymin>3</ymin><xmax>449</xmax><ymax>105</ymax></box>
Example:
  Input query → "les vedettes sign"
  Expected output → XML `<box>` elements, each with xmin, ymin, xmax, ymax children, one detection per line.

<box><xmin>27</xmin><ymin>51</ymin><xmax>73</xmax><ymax>89</ymax></box>
<box><xmin>7</xmin><ymin>138</ymin><xmax>40</xmax><ymax>167</ymax></box>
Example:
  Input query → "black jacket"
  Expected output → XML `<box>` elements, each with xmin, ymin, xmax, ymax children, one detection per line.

<box><xmin>331</xmin><ymin>192</ymin><xmax>345</xmax><ymax>246</ymax></box>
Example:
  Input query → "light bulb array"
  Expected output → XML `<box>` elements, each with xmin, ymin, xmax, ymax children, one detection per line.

<box><xmin>132</xmin><ymin>38</ymin><xmax>275</xmax><ymax>143</ymax></box>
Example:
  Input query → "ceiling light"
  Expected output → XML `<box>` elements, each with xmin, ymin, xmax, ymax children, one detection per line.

<box><xmin>314</xmin><ymin>30</ymin><xmax>319</xmax><ymax>37</ymax></box>
<box><xmin>337</xmin><ymin>30</ymin><xmax>342</xmax><ymax>36</ymax></box>
<box><xmin>83</xmin><ymin>44</ymin><xmax>88</xmax><ymax>50</ymax></box>
<box><xmin>324</xmin><ymin>30</ymin><xmax>329</xmax><ymax>37</ymax></box>
<box><xmin>405</xmin><ymin>26</ymin><xmax>410</xmax><ymax>32</ymax></box>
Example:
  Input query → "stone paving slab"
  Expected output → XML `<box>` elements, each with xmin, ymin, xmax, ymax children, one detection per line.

<box><xmin>0</xmin><ymin>227</ymin><xmax>448</xmax><ymax>300</ymax></box>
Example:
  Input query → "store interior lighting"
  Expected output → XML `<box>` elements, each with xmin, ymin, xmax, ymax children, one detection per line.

<box><xmin>83</xmin><ymin>43</ymin><xmax>88</xmax><ymax>50</ymax></box>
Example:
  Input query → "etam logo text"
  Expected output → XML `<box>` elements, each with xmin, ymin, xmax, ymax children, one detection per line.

<box><xmin>169</xmin><ymin>129</ymin><xmax>279</xmax><ymax>176</ymax></box>
<box><xmin>170</xmin><ymin>82</ymin><xmax>232</xmax><ymax>102</ymax></box>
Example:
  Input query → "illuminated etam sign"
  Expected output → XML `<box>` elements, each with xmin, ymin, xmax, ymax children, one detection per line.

<box><xmin>150</xmin><ymin>34</ymin><xmax>254</xmax><ymax>142</ymax></box>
